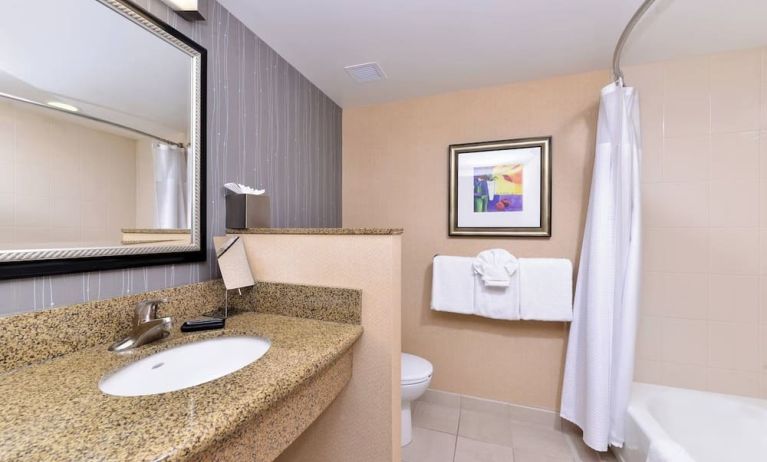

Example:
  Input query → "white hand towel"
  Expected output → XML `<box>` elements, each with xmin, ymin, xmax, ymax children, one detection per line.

<box><xmin>431</xmin><ymin>256</ymin><xmax>475</xmax><ymax>314</ymax></box>
<box><xmin>473</xmin><ymin>249</ymin><xmax>519</xmax><ymax>287</ymax></box>
<box><xmin>473</xmin><ymin>273</ymin><xmax>520</xmax><ymax>320</ymax></box>
<box><xmin>519</xmin><ymin>258</ymin><xmax>573</xmax><ymax>321</ymax></box>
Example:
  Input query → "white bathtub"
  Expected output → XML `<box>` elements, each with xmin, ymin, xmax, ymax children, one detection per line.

<box><xmin>615</xmin><ymin>382</ymin><xmax>767</xmax><ymax>462</ymax></box>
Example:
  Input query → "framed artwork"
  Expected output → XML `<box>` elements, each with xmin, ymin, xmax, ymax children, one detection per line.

<box><xmin>449</xmin><ymin>137</ymin><xmax>551</xmax><ymax>237</ymax></box>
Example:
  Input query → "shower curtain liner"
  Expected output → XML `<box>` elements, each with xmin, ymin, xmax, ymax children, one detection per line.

<box><xmin>560</xmin><ymin>82</ymin><xmax>642</xmax><ymax>451</ymax></box>
<box><xmin>152</xmin><ymin>142</ymin><xmax>189</xmax><ymax>229</ymax></box>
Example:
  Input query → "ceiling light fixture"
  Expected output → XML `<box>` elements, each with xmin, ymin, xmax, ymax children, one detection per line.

<box><xmin>158</xmin><ymin>0</ymin><xmax>206</xmax><ymax>21</ymax></box>
<box><xmin>46</xmin><ymin>101</ymin><xmax>79</xmax><ymax>112</ymax></box>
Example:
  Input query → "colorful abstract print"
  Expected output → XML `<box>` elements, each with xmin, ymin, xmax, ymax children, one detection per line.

<box><xmin>473</xmin><ymin>164</ymin><xmax>523</xmax><ymax>213</ymax></box>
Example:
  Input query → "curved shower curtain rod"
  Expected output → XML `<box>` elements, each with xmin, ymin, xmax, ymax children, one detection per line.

<box><xmin>612</xmin><ymin>0</ymin><xmax>658</xmax><ymax>85</ymax></box>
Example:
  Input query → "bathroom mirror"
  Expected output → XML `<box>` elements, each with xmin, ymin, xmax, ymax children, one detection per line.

<box><xmin>0</xmin><ymin>0</ymin><xmax>206</xmax><ymax>279</ymax></box>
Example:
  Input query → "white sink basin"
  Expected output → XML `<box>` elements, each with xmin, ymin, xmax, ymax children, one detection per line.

<box><xmin>99</xmin><ymin>335</ymin><xmax>271</xmax><ymax>397</ymax></box>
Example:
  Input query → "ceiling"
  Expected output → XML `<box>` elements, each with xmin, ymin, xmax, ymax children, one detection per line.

<box><xmin>219</xmin><ymin>0</ymin><xmax>767</xmax><ymax>108</ymax></box>
<box><xmin>0</xmin><ymin>0</ymin><xmax>191</xmax><ymax>141</ymax></box>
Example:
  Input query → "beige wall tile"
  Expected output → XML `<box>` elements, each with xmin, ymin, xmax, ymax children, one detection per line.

<box><xmin>760</xmin><ymin>229</ymin><xmax>767</xmax><ymax>274</ymax></box>
<box><xmin>711</xmin><ymin>131</ymin><xmax>759</xmax><ymax>181</ymax></box>
<box><xmin>708</xmin><ymin>179</ymin><xmax>759</xmax><ymax>227</ymax></box>
<box><xmin>759</xmin><ymin>182</ymin><xmax>767</xmax><ymax>228</ymax></box>
<box><xmin>661</xmin><ymin>362</ymin><xmax>709</xmax><ymax>391</ymax></box>
<box><xmin>662</xmin><ymin>136</ymin><xmax>710</xmax><ymax>181</ymax></box>
<box><xmin>760</xmin><ymin>278</ymin><xmax>767</xmax><ymax>325</ymax></box>
<box><xmin>634</xmin><ymin>359</ymin><xmax>664</xmax><ymax>384</ymax></box>
<box><xmin>661</xmin><ymin>318</ymin><xmax>708</xmax><ymax>365</ymax></box>
<box><xmin>14</xmin><ymin>195</ymin><xmax>49</xmax><ymax>228</ymax></box>
<box><xmin>710</xmin><ymin>228</ymin><xmax>759</xmax><ymax>274</ymax></box>
<box><xmin>709</xmin><ymin>322</ymin><xmax>760</xmax><ymax>371</ymax></box>
<box><xmin>0</xmin><ymin>161</ymin><xmax>13</xmax><ymax>194</ymax></box>
<box><xmin>630</xmin><ymin>48</ymin><xmax>767</xmax><ymax>397</ymax></box>
<box><xmin>0</xmin><ymin>103</ymin><xmax>138</xmax><ymax>247</ymax></box>
<box><xmin>709</xmin><ymin>275</ymin><xmax>759</xmax><ymax>323</ymax></box>
<box><xmin>763</xmin><ymin>50</ymin><xmax>767</xmax><ymax>130</ymax></box>
<box><xmin>644</xmin><ymin>181</ymin><xmax>708</xmax><ymax>228</ymax></box>
<box><xmin>662</xmin><ymin>272</ymin><xmax>708</xmax><ymax>319</ymax></box>
<box><xmin>0</xmin><ymin>194</ymin><xmax>12</xmax><ymax>227</ymax></box>
<box><xmin>642</xmin><ymin>135</ymin><xmax>663</xmax><ymax>184</ymax></box>
<box><xmin>0</xmin><ymin>227</ymin><xmax>13</xmax><ymax>244</ymax></box>
<box><xmin>710</xmin><ymin>49</ymin><xmax>761</xmax><ymax>133</ymax></box>
<box><xmin>761</xmin><ymin>132</ymin><xmax>767</xmax><ymax>180</ymax></box>
<box><xmin>645</xmin><ymin>227</ymin><xmax>711</xmax><ymax>273</ymax></box>
<box><xmin>663</xmin><ymin>56</ymin><xmax>710</xmax><ymax>138</ymax></box>
<box><xmin>636</xmin><ymin>316</ymin><xmax>663</xmax><ymax>360</ymax></box>
<box><xmin>707</xmin><ymin>369</ymin><xmax>761</xmax><ymax>396</ymax></box>
<box><xmin>640</xmin><ymin>272</ymin><xmax>664</xmax><ymax>316</ymax></box>
<box><xmin>0</xmin><ymin>118</ymin><xmax>15</xmax><ymax>163</ymax></box>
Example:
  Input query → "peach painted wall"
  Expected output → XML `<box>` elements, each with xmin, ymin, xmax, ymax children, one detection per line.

<box><xmin>342</xmin><ymin>70</ymin><xmax>607</xmax><ymax>410</ymax></box>
<box><xmin>236</xmin><ymin>233</ymin><xmax>402</xmax><ymax>462</ymax></box>
<box><xmin>626</xmin><ymin>47</ymin><xmax>767</xmax><ymax>399</ymax></box>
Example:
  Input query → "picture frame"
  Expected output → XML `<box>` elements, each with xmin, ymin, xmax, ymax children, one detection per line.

<box><xmin>449</xmin><ymin>137</ymin><xmax>551</xmax><ymax>237</ymax></box>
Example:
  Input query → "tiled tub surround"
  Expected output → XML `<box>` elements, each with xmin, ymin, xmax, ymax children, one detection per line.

<box><xmin>625</xmin><ymin>47</ymin><xmax>767</xmax><ymax>398</ymax></box>
<box><xmin>0</xmin><ymin>280</ymin><xmax>363</xmax><ymax>461</ymax></box>
<box><xmin>405</xmin><ymin>390</ymin><xmax>618</xmax><ymax>462</ymax></box>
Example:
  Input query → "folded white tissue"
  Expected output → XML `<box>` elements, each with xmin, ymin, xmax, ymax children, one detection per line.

<box><xmin>224</xmin><ymin>182</ymin><xmax>265</xmax><ymax>195</ymax></box>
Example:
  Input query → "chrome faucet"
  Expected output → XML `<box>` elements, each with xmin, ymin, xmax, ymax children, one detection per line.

<box><xmin>108</xmin><ymin>298</ymin><xmax>172</xmax><ymax>352</ymax></box>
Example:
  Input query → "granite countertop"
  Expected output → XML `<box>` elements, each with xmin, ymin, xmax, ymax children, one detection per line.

<box><xmin>227</xmin><ymin>227</ymin><xmax>403</xmax><ymax>235</ymax></box>
<box><xmin>0</xmin><ymin>313</ymin><xmax>362</xmax><ymax>462</ymax></box>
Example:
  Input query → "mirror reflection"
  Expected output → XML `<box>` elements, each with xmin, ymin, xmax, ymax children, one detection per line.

<box><xmin>0</xmin><ymin>0</ymin><xmax>197</xmax><ymax>251</ymax></box>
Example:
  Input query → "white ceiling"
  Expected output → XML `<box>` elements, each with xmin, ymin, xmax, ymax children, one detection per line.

<box><xmin>219</xmin><ymin>0</ymin><xmax>767</xmax><ymax>108</ymax></box>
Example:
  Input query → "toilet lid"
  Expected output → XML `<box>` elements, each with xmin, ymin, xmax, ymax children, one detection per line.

<box><xmin>401</xmin><ymin>353</ymin><xmax>433</xmax><ymax>385</ymax></box>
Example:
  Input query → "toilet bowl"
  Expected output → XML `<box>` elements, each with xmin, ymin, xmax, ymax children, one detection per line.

<box><xmin>401</xmin><ymin>353</ymin><xmax>433</xmax><ymax>446</ymax></box>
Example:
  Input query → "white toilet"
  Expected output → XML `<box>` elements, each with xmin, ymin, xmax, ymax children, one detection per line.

<box><xmin>400</xmin><ymin>353</ymin><xmax>433</xmax><ymax>446</ymax></box>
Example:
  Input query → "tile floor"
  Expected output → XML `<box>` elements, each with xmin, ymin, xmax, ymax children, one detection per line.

<box><xmin>402</xmin><ymin>390</ymin><xmax>617</xmax><ymax>462</ymax></box>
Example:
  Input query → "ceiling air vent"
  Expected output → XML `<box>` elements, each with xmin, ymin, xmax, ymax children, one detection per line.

<box><xmin>344</xmin><ymin>62</ymin><xmax>387</xmax><ymax>83</ymax></box>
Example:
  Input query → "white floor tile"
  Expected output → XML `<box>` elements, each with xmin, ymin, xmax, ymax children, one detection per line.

<box><xmin>458</xmin><ymin>409</ymin><xmax>514</xmax><ymax>447</ymax></box>
<box><xmin>454</xmin><ymin>436</ymin><xmax>515</xmax><ymax>462</ymax></box>
<box><xmin>402</xmin><ymin>427</ymin><xmax>457</xmax><ymax>462</ymax></box>
<box><xmin>414</xmin><ymin>400</ymin><xmax>461</xmax><ymax>434</ymax></box>
<box><xmin>510</xmin><ymin>422</ymin><xmax>573</xmax><ymax>459</ymax></box>
<box><xmin>513</xmin><ymin>447</ymin><xmax>574</xmax><ymax>462</ymax></box>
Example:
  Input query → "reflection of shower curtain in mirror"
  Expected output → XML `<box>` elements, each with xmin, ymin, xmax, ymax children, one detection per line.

<box><xmin>152</xmin><ymin>143</ymin><xmax>188</xmax><ymax>229</ymax></box>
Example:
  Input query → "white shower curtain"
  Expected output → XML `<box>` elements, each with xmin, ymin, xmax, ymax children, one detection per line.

<box><xmin>560</xmin><ymin>82</ymin><xmax>642</xmax><ymax>451</ymax></box>
<box><xmin>152</xmin><ymin>143</ymin><xmax>189</xmax><ymax>229</ymax></box>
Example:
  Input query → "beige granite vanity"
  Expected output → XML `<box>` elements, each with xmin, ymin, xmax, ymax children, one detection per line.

<box><xmin>0</xmin><ymin>280</ymin><xmax>362</xmax><ymax>462</ymax></box>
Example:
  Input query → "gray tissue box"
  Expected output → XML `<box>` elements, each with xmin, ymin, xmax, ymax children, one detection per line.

<box><xmin>225</xmin><ymin>194</ymin><xmax>271</xmax><ymax>229</ymax></box>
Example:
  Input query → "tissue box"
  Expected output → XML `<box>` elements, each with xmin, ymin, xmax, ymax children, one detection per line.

<box><xmin>225</xmin><ymin>194</ymin><xmax>271</xmax><ymax>229</ymax></box>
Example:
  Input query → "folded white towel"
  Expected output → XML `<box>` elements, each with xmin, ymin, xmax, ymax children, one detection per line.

<box><xmin>519</xmin><ymin>258</ymin><xmax>573</xmax><ymax>321</ymax></box>
<box><xmin>473</xmin><ymin>249</ymin><xmax>519</xmax><ymax>287</ymax></box>
<box><xmin>646</xmin><ymin>439</ymin><xmax>695</xmax><ymax>462</ymax></box>
<box><xmin>431</xmin><ymin>256</ymin><xmax>475</xmax><ymax>314</ymax></box>
<box><xmin>471</xmin><ymin>249</ymin><xmax>520</xmax><ymax>319</ymax></box>
<box><xmin>473</xmin><ymin>272</ymin><xmax>520</xmax><ymax>320</ymax></box>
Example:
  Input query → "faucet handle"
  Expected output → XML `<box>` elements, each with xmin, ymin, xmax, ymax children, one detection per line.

<box><xmin>133</xmin><ymin>298</ymin><xmax>169</xmax><ymax>326</ymax></box>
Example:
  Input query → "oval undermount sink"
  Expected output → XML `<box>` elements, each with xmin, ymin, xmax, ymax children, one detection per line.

<box><xmin>99</xmin><ymin>335</ymin><xmax>271</xmax><ymax>397</ymax></box>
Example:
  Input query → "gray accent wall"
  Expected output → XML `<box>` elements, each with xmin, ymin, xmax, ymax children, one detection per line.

<box><xmin>0</xmin><ymin>0</ymin><xmax>342</xmax><ymax>315</ymax></box>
